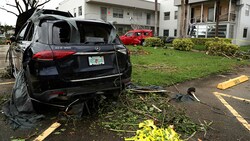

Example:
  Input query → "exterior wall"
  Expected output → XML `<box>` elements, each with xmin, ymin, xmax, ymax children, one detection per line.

<box><xmin>175</xmin><ymin>0</ymin><xmax>208</xmax><ymax>6</ymax></box>
<box><xmin>58</xmin><ymin>0</ymin><xmax>157</xmax><ymax>35</ymax></box>
<box><xmin>159</xmin><ymin>0</ymin><xmax>178</xmax><ymax>36</ymax></box>
<box><xmin>84</xmin><ymin>3</ymin><xmax>156</xmax><ymax>27</ymax></box>
<box><xmin>86</xmin><ymin>0</ymin><xmax>159</xmax><ymax>11</ymax></box>
<box><xmin>234</xmin><ymin>0</ymin><xmax>250</xmax><ymax>46</ymax></box>
<box><xmin>58</xmin><ymin>0</ymin><xmax>85</xmax><ymax>18</ymax></box>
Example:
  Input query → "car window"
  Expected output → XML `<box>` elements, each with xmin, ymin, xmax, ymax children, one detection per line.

<box><xmin>135</xmin><ymin>32</ymin><xmax>141</xmax><ymax>36</ymax></box>
<box><xmin>125</xmin><ymin>32</ymin><xmax>134</xmax><ymax>37</ymax></box>
<box><xmin>144</xmin><ymin>32</ymin><xmax>149</xmax><ymax>36</ymax></box>
<box><xmin>52</xmin><ymin>21</ymin><xmax>113</xmax><ymax>44</ymax></box>
<box><xmin>53</xmin><ymin>21</ymin><xmax>71</xmax><ymax>44</ymax></box>
<box><xmin>26</xmin><ymin>23</ymin><xmax>35</xmax><ymax>41</ymax></box>
<box><xmin>17</xmin><ymin>23</ymin><xmax>28</xmax><ymax>41</ymax></box>
<box><xmin>34</xmin><ymin>22</ymin><xmax>48</xmax><ymax>44</ymax></box>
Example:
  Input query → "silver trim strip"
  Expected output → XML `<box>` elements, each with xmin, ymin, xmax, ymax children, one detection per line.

<box><xmin>74</xmin><ymin>51</ymin><xmax>115</xmax><ymax>55</ymax></box>
<box><xmin>69</xmin><ymin>73</ymin><xmax>123</xmax><ymax>82</ymax></box>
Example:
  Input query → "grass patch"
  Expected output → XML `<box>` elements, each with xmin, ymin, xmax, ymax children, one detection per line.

<box><xmin>193</xmin><ymin>44</ymin><xmax>206</xmax><ymax>51</ymax></box>
<box><xmin>128</xmin><ymin>46</ymin><xmax>248</xmax><ymax>86</ymax></box>
<box><xmin>240</xmin><ymin>45</ymin><xmax>250</xmax><ymax>52</ymax></box>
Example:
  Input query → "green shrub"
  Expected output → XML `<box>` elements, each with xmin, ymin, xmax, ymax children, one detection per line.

<box><xmin>172</xmin><ymin>38</ymin><xmax>194</xmax><ymax>51</ymax></box>
<box><xmin>191</xmin><ymin>38</ymin><xmax>232</xmax><ymax>45</ymax></box>
<box><xmin>144</xmin><ymin>37</ymin><xmax>164</xmax><ymax>47</ymax></box>
<box><xmin>205</xmin><ymin>40</ymin><xmax>239</xmax><ymax>56</ymax></box>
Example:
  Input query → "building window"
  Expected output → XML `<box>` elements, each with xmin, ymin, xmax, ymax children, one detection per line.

<box><xmin>146</xmin><ymin>13</ymin><xmax>151</xmax><ymax>25</ymax></box>
<box><xmin>78</xmin><ymin>6</ymin><xmax>82</xmax><ymax>16</ymax></box>
<box><xmin>208</xmin><ymin>7</ymin><xmax>214</xmax><ymax>22</ymax></box>
<box><xmin>113</xmin><ymin>8</ymin><xmax>123</xmax><ymax>18</ymax></box>
<box><xmin>163</xmin><ymin>29</ymin><xmax>169</xmax><ymax>36</ymax></box>
<box><xmin>73</xmin><ymin>8</ymin><xmax>76</xmax><ymax>17</ymax></box>
<box><xmin>246</xmin><ymin>5</ymin><xmax>250</xmax><ymax>16</ymax></box>
<box><xmin>243</xmin><ymin>28</ymin><xmax>248</xmax><ymax>38</ymax></box>
<box><xmin>164</xmin><ymin>12</ymin><xmax>170</xmax><ymax>20</ymax></box>
<box><xmin>174</xmin><ymin>29</ymin><xmax>177</xmax><ymax>36</ymax></box>
<box><xmin>174</xmin><ymin>11</ymin><xmax>178</xmax><ymax>19</ymax></box>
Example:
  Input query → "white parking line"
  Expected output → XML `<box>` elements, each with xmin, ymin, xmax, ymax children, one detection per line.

<box><xmin>214</xmin><ymin>92</ymin><xmax>250</xmax><ymax>103</ymax></box>
<box><xmin>214</xmin><ymin>92</ymin><xmax>250</xmax><ymax>131</ymax></box>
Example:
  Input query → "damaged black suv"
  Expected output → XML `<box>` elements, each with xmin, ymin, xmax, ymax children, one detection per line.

<box><xmin>9</xmin><ymin>9</ymin><xmax>132</xmax><ymax>105</ymax></box>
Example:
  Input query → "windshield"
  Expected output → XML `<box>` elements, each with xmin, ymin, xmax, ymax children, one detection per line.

<box><xmin>52</xmin><ymin>21</ymin><xmax>114</xmax><ymax>44</ymax></box>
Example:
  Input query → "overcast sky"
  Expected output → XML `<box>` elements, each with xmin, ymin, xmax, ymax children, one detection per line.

<box><xmin>0</xmin><ymin>0</ymin><xmax>155</xmax><ymax>26</ymax></box>
<box><xmin>0</xmin><ymin>0</ymin><xmax>64</xmax><ymax>26</ymax></box>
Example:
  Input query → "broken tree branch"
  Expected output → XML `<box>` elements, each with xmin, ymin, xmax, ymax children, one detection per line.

<box><xmin>0</xmin><ymin>7</ymin><xmax>18</xmax><ymax>16</ymax></box>
<box><xmin>36</xmin><ymin>0</ymin><xmax>51</xmax><ymax>8</ymax></box>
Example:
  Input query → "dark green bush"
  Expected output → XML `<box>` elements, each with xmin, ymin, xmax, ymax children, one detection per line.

<box><xmin>172</xmin><ymin>38</ymin><xmax>194</xmax><ymax>51</ymax></box>
<box><xmin>205</xmin><ymin>40</ymin><xmax>239</xmax><ymax>56</ymax></box>
<box><xmin>144</xmin><ymin>37</ymin><xmax>164</xmax><ymax>47</ymax></box>
<box><xmin>191</xmin><ymin>38</ymin><xmax>232</xmax><ymax>45</ymax></box>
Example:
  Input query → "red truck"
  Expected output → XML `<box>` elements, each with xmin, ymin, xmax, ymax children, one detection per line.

<box><xmin>119</xmin><ymin>29</ymin><xmax>153</xmax><ymax>46</ymax></box>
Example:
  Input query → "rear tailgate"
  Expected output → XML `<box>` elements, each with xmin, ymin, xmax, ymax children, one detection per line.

<box><xmin>51</xmin><ymin>45</ymin><xmax>121</xmax><ymax>82</ymax></box>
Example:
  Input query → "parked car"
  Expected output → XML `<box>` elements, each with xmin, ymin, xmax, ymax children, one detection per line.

<box><xmin>119</xmin><ymin>29</ymin><xmax>153</xmax><ymax>45</ymax></box>
<box><xmin>158</xmin><ymin>36</ymin><xmax>176</xmax><ymax>44</ymax></box>
<box><xmin>9</xmin><ymin>9</ymin><xmax>132</xmax><ymax>105</ymax></box>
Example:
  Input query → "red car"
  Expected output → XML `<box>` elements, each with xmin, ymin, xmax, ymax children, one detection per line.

<box><xmin>119</xmin><ymin>29</ymin><xmax>153</xmax><ymax>45</ymax></box>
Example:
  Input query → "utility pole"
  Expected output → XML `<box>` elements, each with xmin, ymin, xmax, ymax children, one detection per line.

<box><xmin>215</xmin><ymin>0</ymin><xmax>220</xmax><ymax>37</ymax></box>
<box><xmin>154</xmin><ymin>0</ymin><xmax>158</xmax><ymax>36</ymax></box>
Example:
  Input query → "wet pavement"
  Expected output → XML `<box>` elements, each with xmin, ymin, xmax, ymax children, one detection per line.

<box><xmin>168</xmin><ymin>67</ymin><xmax>250</xmax><ymax>141</ymax></box>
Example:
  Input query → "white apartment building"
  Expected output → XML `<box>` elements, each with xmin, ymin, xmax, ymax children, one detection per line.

<box><xmin>159</xmin><ymin>0</ymin><xmax>178</xmax><ymax>37</ymax></box>
<box><xmin>58</xmin><ymin>0</ymin><xmax>160</xmax><ymax>35</ymax></box>
<box><xmin>174</xmin><ymin>0</ymin><xmax>250</xmax><ymax>46</ymax></box>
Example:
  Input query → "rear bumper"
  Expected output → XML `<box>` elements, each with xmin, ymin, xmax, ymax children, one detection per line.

<box><xmin>30</xmin><ymin>75</ymin><xmax>131</xmax><ymax>103</ymax></box>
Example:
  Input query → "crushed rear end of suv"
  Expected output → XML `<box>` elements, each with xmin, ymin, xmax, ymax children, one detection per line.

<box><xmin>9</xmin><ymin>9</ymin><xmax>132</xmax><ymax>106</ymax></box>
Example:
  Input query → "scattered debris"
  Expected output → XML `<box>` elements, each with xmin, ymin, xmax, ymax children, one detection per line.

<box><xmin>2</xmin><ymin>70</ymin><xmax>44</xmax><ymax>129</ymax></box>
<box><xmin>187</xmin><ymin>87</ymin><xmax>200</xmax><ymax>102</ymax></box>
<box><xmin>130</xmin><ymin>47</ymin><xmax>150</xmax><ymax>55</ymax></box>
<box><xmin>99</xmin><ymin>91</ymin><xmax>199</xmax><ymax>136</ymax></box>
<box><xmin>127</xmin><ymin>84</ymin><xmax>168</xmax><ymax>94</ymax></box>
<box><xmin>33</xmin><ymin>122</ymin><xmax>61</xmax><ymax>141</ymax></box>
<box><xmin>173</xmin><ymin>87</ymin><xmax>200</xmax><ymax>102</ymax></box>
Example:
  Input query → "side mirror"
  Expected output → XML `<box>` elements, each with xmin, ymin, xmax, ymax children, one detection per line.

<box><xmin>10</xmin><ymin>36</ymin><xmax>16</xmax><ymax>42</ymax></box>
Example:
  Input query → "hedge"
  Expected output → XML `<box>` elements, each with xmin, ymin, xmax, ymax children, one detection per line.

<box><xmin>172</xmin><ymin>38</ymin><xmax>194</xmax><ymax>51</ymax></box>
<box><xmin>205</xmin><ymin>40</ymin><xmax>239</xmax><ymax>56</ymax></box>
<box><xmin>144</xmin><ymin>37</ymin><xmax>164</xmax><ymax>47</ymax></box>
<box><xmin>191</xmin><ymin>38</ymin><xmax>232</xmax><ymax>45</ymax></box>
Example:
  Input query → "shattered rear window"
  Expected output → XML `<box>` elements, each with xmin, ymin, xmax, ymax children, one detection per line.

<box><xmin>52</xmin><ymin>21</ymin><xmax>113</xmax><ymax>44</ymax></box>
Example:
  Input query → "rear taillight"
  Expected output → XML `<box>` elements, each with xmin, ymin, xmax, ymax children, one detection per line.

<box><xmin>117</xmin><ymin>49</ymin><xmax>128</xmax><ymax>55</ymax></box>
<box><xmin>32</xmin><ymin>50</ymin><xmax>76</xmax><ymax>61</ymax></box>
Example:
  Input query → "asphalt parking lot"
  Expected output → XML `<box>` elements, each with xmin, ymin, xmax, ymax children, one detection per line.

<box><xmin>0</xmin><ymin>45</ymin><xmax>249</xmax><ymax>141</ymax></box>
